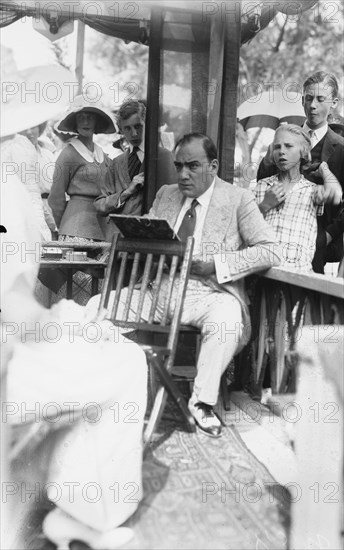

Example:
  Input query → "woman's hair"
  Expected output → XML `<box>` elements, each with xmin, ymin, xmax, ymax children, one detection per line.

<box><xmin>303</xmin><ymin>71</ymin><xmax>339</xmax><ymax>99</ymax></box>
<box><xmin>273</xmin><ymin>124</ymin><xmax>312</xmax><ymax>166</ymax></box>
<box><xmin>75</xmin><ymin>110</ymin><xmax>103</xmax><ymax>134</ymax></box>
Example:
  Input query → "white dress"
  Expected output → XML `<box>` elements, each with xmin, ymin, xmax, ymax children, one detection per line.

<box><xmin>0</xmin><ymin>163</ymin><xmax>147</xmax><ymax>537</ymax></box>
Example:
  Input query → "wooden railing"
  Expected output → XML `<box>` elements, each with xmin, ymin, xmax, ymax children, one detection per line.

<box><xmin>240</xmin><ymin>267</ymin><xmax>343</xmax><ymax>398</ymax></box>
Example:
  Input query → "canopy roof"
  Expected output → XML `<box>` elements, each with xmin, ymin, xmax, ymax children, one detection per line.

<box><xmin>0</xmin><ymin>0</ymin><xmax>319</xmax><ymax>51</ymax></box>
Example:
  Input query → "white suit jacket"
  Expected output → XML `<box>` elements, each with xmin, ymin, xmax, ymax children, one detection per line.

<box><xmin>149</xmin><ymin>176</ymin><xmax>281</xmax><ymax>343</ymax></box>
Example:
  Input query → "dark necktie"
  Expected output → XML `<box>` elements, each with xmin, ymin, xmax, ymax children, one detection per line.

<box><xmin>128</xmin><ymin>146</ymin><xmax>142</xmax><ymax>181</ymax></box>
<box><xmin>177</xmin><ymin>199</ymin><xmax>198</xmax><ymax>242</ymax></box>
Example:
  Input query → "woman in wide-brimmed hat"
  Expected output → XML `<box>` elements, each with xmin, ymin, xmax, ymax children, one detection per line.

<box><xmin>49</xmin><ymin>95</ymin><xmax>116</xmax><ymax>243</ymax></box>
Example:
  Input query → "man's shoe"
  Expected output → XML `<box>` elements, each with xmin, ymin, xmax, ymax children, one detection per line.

<box><xmin>189</xmin><ymin>400</ymin><xmax>222</xmax><ymax>438</ymax></box>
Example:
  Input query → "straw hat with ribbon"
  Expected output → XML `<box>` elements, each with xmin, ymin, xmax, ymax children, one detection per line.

<box><xmin>1</xmin><ymin>46</ymin><xmax>78</xmax><ymax>139</ymax></box>
<box><xmin>57</xmin><ymin>95</ymin><xmax>116</xmax><ymax>134</ymax></box>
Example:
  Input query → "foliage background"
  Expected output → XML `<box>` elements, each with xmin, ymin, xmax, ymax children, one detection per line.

<box><xmin>60</xmin><ymin>0</ymin><xmax>344</xmax><ymax>112</ymax></box>
<box><xmin>239</xmin><ymin>0</ymin><xmax>344</xmax><ymax>105</ymax></box>
<box><xmin>2</xmin><ymin>1</ymin><xmax>342</xmax><ymax>163</ymax></box>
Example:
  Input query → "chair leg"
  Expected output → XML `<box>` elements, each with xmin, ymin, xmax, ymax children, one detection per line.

<box><xmin>144</xmin><ymin>350</ymin><xmax>196</xmax><ymax>449</ymax></box>
<box><xmin>144</xmin><ymin>385</ymin><xmax>168</xmax><ymax>450</ymax></box>
<box><xmin>220</xmin><ymin>372</ymin><xmax>231</xmax><ymax>411</ymax></box>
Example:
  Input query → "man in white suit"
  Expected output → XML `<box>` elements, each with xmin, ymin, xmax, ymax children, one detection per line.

<box><xmin>89</xmin><ymin>133</ymin><xmax>281</xmax><ymax>438</ymax></box>
<box><xmin>148</xmin><ymin>133</ymin><xmax>281</xmax><ymax>437</ymax></box>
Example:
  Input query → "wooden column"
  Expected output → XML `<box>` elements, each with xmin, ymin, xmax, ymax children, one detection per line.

<box><xmin>218</xmin><ymin>3</ymin><xmax>241</xmax><ymax>183</ymax></box>
<box><xmin>75</xmin><ymin>21</ymin><xmax>85</xmax><ymax>95</ymax></box>
<box><xmin>191</xmin><ymin>49</ymin><xmax>209</xmax><ymax>133</ymax></box>
<box><xmin>206</xmin><ymin>14</ymin><xmax>225</xmax><ymax>145</ymax></box>
<box><xmin>143</xmin><ymin>8</ymin><xmax>163</xmax><ymax>213</ymax></box>
<box><xmin>190</xmin><ymin>12</ymin><xmax>209</xmax><ymax>134</ymax></box>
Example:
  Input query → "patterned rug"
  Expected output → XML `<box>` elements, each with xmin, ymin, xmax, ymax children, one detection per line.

<box><xmin>124</xmin><ymin>420</ymin><xmax>290</xmax><ymax>550</ymax></box>
<box><xmin>17</xmin><ymin>413</ymin><xmax>289</xmax><ymax>550</ymax></box>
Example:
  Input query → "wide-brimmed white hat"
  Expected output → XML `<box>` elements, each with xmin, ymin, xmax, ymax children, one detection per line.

<box><xmin>1</xmin><ymin>47</ymin><xmax>78</xmax><ymax>138</ymax></box>
<box><xmin>57</xmin><ymin>95</ymin><xmax>116</xmax><ymax>134</ymax></box>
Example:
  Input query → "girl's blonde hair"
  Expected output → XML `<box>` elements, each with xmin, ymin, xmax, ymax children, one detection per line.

<box><xmin>273</xmin><ymin>123</ymin><xmax>312</xmax><ymax>166</ymax></box>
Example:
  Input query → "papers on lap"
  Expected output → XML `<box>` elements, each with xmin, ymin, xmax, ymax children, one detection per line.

<box><xmin>110</xmin><ymin>215</ymin><xmax>180</xmax><ymax>240</ymax></box>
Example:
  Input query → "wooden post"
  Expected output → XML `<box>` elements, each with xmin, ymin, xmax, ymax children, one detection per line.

<box><xmin>190</xmin><ymin>13</ymin><xmax>209</xmax><ymax>134</ymax></box>
<box><xmin>143</xmin><ymin>8</ymin><xmax>163</xmax><ymax>213</ymax></box>
<box><xmin>218</xmin><ymin>3</ymin><xmax>241</xmax><ymax>183</ymax></box>
<box><xmin>191</xmin><ymin>48</ymin><xmax>209</xmax><ymax>134</ymax></box>
<box><xmin>206</xmin><ymin>14</ymin><xmax>225</xmax><ymax>144</ymax></box>
<box><xmin>75</xmin><ymin>21</ymin><xmax>85</xmax><ymax>95</ymax></box>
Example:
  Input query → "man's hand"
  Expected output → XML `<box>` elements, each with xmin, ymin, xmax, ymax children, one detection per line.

<box><xmin>127</xmin><ymin>172</ymin><xmax>144</xmax><ymax>195</ymax></box>
<box><xmin>190</xmin><ymin>256</ymin><xmax>215</xmax><ymax>277</ymax></box>
<box><xmin>311</xmin><ymin>162</ymin><xmax>342</xmax><ymax>205</ymax></box>
<box><xmin>259</xmin><ymin>182</ymin><xmax>285</xmax><ymax>216</ymax></box>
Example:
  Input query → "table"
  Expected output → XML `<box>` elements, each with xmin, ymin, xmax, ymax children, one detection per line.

<box><xmin>39</xmin><ymin>241</ymin><xmax>110</xmax><ymax>299</ymax></box>
<box><xmin>39</xmin><ymin>259</ymin><xmax>107</xmax><ymax>299</ymax></box>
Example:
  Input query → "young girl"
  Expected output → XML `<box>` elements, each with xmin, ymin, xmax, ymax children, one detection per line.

<box><xmin>255</xmin><ymin>124</ymin><xmax>326</xmax><ymax>271</ymax></box>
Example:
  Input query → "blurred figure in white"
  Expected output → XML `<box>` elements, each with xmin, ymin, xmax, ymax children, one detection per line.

<box><xmin>21</xmin><ymin>122</ymin><xmax>58</xmax><ymax>238</ymax></box>
<box><xmin>1</xmin><ymin>57</ymin><xmax>147</xmax><ymax>550</ymax></box>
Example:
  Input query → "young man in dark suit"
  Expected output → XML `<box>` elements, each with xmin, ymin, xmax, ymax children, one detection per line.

<box><xmin>94</xmin><ymin>100</ymin><xmax>177</xmax><ymax>237</ymax></box>
<box><xmin>257</xmin><ymin>72</ymin><xmax>344</xmax><ymax>273</ymax></box>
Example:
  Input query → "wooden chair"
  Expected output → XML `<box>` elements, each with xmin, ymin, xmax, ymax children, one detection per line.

<box><xmin>96</xmin><ymin>233</ymin><xmax>197</xmax><ymax>448</ymax></box>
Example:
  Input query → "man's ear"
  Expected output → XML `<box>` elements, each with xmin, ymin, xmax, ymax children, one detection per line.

<box><xmin>331</xmin><ymin>97</ymin><xmax>339</xmax><ymax>110</ymax></box>
<box><xmin>211</xmin><ymin>159</ymin><xmax>219</xmax><ymax>173</ymax></box>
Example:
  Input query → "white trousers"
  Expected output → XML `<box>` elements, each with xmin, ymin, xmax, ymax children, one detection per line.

<box><xmin>88</xmin><ymin>279</ymin><xmax>243</xmax><ymax>406</ymax></box>
<box><xmin>4</xmin><ymin>335</ymin><xmax>147</xmax><ymax>532</ymax></box>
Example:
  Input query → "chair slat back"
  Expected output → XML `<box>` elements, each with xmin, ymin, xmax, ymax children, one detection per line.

<box><xmin>123</xmin><ymin>252</ymin><xmax>141</xmax><ymax>320</ymax></box>
<box><xmin>98</xmin><ymin>235</ymin><xmax>194</xmax><ymax>366</ymax></box>
<box><xmin>148</xmin><ymin>255</ymin><xmax>165</xmax><ymax>323</ymax></box>
<box><xmin>136</xmin><ymin>253</ymin><xmax>153</xmax><ymax>322</ymax></box>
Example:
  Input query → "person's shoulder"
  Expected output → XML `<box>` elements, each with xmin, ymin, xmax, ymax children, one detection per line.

<box><xmin>154</xmin><ymin>183</ymin><xmax>179</xmax><ymax>203</ymax></box>
<box><xmin>11</xmin><ymin>133</ymin><xmax>36</xmax><ymax>154</ymax></box>
<box><xmin>257</xmin><ymin>175</ymin><xmax>277</xmax><ymax>186</ymax></box>
<box><xmin>157</xmin><ymin>183</ymin><xmax>179</xmax><ymax>196</ymax></box>
<box><xmin>326</xmin><ymin>127</ymin><xmax>344</xmax><ymax>146</ymax></box>
<box><xmin>56</xmin><ymin>142</ymin><xmax>80</xmax><ymax>162</ymax></box>
<box><xmin>300</xmin><ymin>175</ymin><xmax>316</xmax><ymax>188</ymax></box>
<box><xmin>112</xmin><ymin>149</ymin><xmax>129</xmax><ymax>165</ymax></box>
<box><xmin>215</xmin><ymin>178</ymin><xmax>253</xmax><ymax>198</ymax></box>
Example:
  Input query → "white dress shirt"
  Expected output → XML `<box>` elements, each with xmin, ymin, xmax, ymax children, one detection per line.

<box><xmin>303</xmin><ymin>122</ymin><xmax>328</xmax><ymax>148</ymax></box>
<box><xmin>129</xmin><ymin>142</ymin><xmax>144</xmax><ymax>163</ymax></box>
